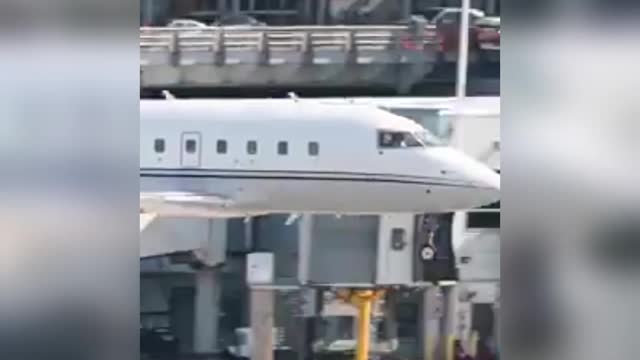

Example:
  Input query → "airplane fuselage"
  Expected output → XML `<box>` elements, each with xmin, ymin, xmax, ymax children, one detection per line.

<box><xmin>140</xmin><ymin>100</ymin><xmax>499</xmax><ymax>218</ymax></box>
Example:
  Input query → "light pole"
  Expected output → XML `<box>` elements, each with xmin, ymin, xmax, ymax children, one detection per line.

<box><xmin>448</xmin><ymin>0</ymin><xmax>471</xmax><ymax>148</ymax></box>
<box><xmin>455</xmin><ymin>0</ymin><xmax>471</xmax><ymax>99</ymax></box>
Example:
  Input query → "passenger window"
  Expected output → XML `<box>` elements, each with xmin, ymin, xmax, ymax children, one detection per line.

<box><xmin>247</xmin><ymin>140</ymin><xmax>257</xmax><ymax>155</ymax></box>
<box><xmin>277</xmin><ymin>141</ymin><xmax>288</xmax><ymax>155</ymax></box>
<box><xmin>217</xmin><ymin>140</ymin><xmax>227</xmax><ymax>154</ymax></box>
<box><xmin>308</xmin><ymin>141</ymin><xmax>319</xmax><ymax>156</ymax></box>
<box><xmin>185</xmin><ymin>139</ymin><xmax>197</xmax><ymax>153</ymax></box>
<box><xmin>154</xmin><ymin>138</ymin><xmax>165</xmax><ymax>153</ymax></box>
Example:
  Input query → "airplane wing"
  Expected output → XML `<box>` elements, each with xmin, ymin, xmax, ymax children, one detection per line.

<box><xmin>140</xmin><ymin>191</ymin><xmax>240</xmax><ymax>219</ymax></box>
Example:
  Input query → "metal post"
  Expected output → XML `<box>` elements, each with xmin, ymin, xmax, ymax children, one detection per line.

<box><xmin>402</xmin><ymin>0</ymin><xmax>412</xmax><ymax>21</ymax></box>
<box><xmin>247</xmin><ymin>253</ymin><xmax>275</xmax><ymax>360</ymax></box>
<box><xmin>144</xmin><ymin>0</ymin><xmax>154</xmax><ymax>26</ymax></box>
<box><xmin>442</xmin><ymin>285</ymin><xmax>459</xmax><ymax>360</ymax></box>
<box><xmin>455</xmin><ymin>0</ymin><xmax>471</xmax><ymax>99</ymax></box>
<box><xmin>193</xmin><ymin>268</ymin><xmax>222</xmax><ymax>353</ymax></box>
<box><xmin>356</xmin><ymin>292</ymin><xmax>373</xmax><ymax>360</ymax></box>
<box><xmin>297</xmin><ymin>215</ymin><xmax>313</xmax><ymax>284</ymax></box>
<box><xmin>336</xmin><ymin>290</ymin><xmax>384</xmax><ymax>360</ymax></box>
<box><xmin>420</xmin><ymin>287</ymin><xmax>442</xmax><ymax>360</ymax></box>
<box><xmin>251</xmin><ymin>289</ymin><xmax>275</xmax><ymax>360</ymax></box>
<box><xmin>317</xmin><ymin>0</ymin><xmax>327</xmax><ymax>24</ymax></box>
<box><xmin>303</xmin><ymin>0</ymin><xmax>313</xmax><ymax>23</ymax></box>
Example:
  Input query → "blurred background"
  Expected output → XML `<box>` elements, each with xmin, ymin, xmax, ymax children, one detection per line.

<box><xmin>1</xmin><ymin>0</ymin><xmax>640</xmax><ymax>360</ymax></box>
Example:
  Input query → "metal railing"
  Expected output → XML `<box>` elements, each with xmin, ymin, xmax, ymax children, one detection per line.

<box><xmin>140</xmin><ymin>25</ymin><xmax>439</xmax><ymax>54</ymax></box>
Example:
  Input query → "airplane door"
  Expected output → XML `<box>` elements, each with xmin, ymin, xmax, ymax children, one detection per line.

<box><xmin>180</xmin><ymin>132</ymin><xmax>201</xmax><ymax>168</ymax></box>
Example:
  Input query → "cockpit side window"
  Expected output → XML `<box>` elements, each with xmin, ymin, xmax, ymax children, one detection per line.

<box><xmin>378</xmin><ymin>130</ymin><xmax>426</xmax><ymax>148</ymax></box>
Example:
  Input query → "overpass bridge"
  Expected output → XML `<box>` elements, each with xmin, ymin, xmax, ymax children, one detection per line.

<box><xmin>140</xmin><ymin>24</ymin><xmax>440</xmax><ymax>94</ymax></box>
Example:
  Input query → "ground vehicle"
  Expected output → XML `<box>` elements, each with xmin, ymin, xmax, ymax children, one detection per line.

<box><xmin>475</xmin><ymin>16</ymin><xmax>500</xmax><ymax>61</ymax></box>
<box><xmin>165</xmin><ymin>18</ymin><xmax>209</xmax><ymax>36</ymax></box>
<box><xmin>211</xmin><ymin>14</ymin><xmax>266</xmax><ymax>28</ymax></box>
<box><xmin>166</xmin><ymin>18</ymin><xmax>208</xmax><ymax>29</ymax></box>
<box><xmin>417</xmin><ymin>7</ymin><xmax>486</xmax><ymax>62</ymax></box>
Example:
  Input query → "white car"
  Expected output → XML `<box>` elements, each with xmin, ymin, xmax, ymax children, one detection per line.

<box><xmin>166</xmin><ymin>19</ymin><xmax>209</xmax><ymax>35</ymax></box>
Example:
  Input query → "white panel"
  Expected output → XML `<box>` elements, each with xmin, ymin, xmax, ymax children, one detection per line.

<box><xmin>140</xmin><ymin>218</ymin><xmax>210</xmax><ymax>258</ymax></box>
<box><xmin>464</xmin><ymin>282</ymin><xmax>499</xmax><ymax>304</ymax></box>
<box><xmin>375</xmin><ymin>213</ymin><xmax>415</xmax><ymax>285</ymax></box>
<box><xmin>200</xmin><ymin>219</ymin><xmax>228</xmax><ymax>266</ymax></box>
<box><xmin>247</xmin><ymin>252</ymin><xmax>275</xmax><ymax>285</ymax></box>
<box><xmin>457</xmin><ymin>231</ymin><xmax>500</xmax><ymax>281</ymax></box>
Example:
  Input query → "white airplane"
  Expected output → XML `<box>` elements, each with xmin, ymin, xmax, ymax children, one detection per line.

<box><xmin>140</xmin><ymin>99</ymin><xmax>499</xmax><ymax>222</ymax></box>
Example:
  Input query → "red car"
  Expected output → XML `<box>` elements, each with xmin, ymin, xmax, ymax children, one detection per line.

<box><xmin>418</xmin><ymin>7</ymin><xmax>488</xmax><ymax>63</ymax></box>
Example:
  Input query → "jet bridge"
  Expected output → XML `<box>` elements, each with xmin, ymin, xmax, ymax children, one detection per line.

<box><xmin>140</xmin><ymin>216</ymin><xmax>228</xmax><ymax>262</ymax></box>
<box><xmin>242</xmin><ymin>213</ymin><xmax>459</xmax><ymax>360</ymax></box>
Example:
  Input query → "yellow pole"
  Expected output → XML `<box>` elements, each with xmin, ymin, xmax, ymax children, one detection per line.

<box><xmin>470</xmin><ymin>330</ymin><xmax>479</xmax><ymax>357</ymax></box>
<box><xmin>355</xmin><ymin>291</ymin><xmax>373</xmax><ymax>360</ymax></box>
<box><xmin>446</xmin><ymin>335</ymin><xmax>455</xmax><ymax>360</ymax></box>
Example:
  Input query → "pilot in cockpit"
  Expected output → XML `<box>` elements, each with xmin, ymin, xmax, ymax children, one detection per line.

<box><xmin>380</xmin><ymin>132</ymin><xmax>408</xmax><ymax>148</ymax></box>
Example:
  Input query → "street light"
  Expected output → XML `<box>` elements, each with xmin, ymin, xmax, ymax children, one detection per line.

<box><xmin>455</xmin><ymin>0</ymin><xmax>471</xmax><ymax>99</ymax></box>
<box><xmin>449</xmin><ymin>0</ymin><xmax>471</xmax><ymax>149</ymax></box>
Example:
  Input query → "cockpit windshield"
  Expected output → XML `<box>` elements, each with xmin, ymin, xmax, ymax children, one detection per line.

<box><xmin>413</xmin><ymin>130</ymin><xmax>443</xmax><ymax>146</ymax></box>
<box><xmin>378</xmin><ymin>129</ymin><xmax>442</xmax><ymax>148</ymax></box>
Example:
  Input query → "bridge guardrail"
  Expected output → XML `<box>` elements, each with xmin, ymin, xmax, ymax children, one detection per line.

<box><xmin>140</xmin><ymin>25</ymin><xmax>440</xmax><ymax>57</ymax></box>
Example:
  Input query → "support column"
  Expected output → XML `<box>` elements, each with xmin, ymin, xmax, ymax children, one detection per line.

<box><xmin>441</xmin><ymin>285</ymin><xmax>459</xmax><ymax>360</ymax></box>
<box><xmin>142</xmin><ymin>0</ymin><xmax>154</xmax><ymax>26</ymax></box>
<box><xmin>231</xmin><ymin>0</ymin><xmax>241</xmax><ymax>14</ymax></box>
<box><xmin>383</xmin><ymin>293</ymin><xmax>398</xmax><ymax>344</ymax></box>
<box><xmin>317</xmin><ymin>0</ymin><xmax>327</xmax><ymax>24</ymax></box>
<box><xmin>218</xmin><ymin>0</ymin><xmax>227</xmax><ymax>16</ymax></box>
<box><xmin>193</xmin><ymin>218</ymin><xmax>227</xmax><ymax>354</ymax></box>
<box><xmin>419</xmin><ymin>287</ymin><xmax>442</xmax><ymax>360</ymax></box>
<box><xmin>247</xmin><ymin>253</ymin><xmax>275</xmax><ymax>360</ymax></box>
<box><xmin>250</xmin><ymin>288</ymin><xmax>275</xmax><ymax>360</ymax></box>
<box><xmin>193</xmin><ymin>268</ymin><xmax>222</xmax><ymax>354</ymax></box>
<box><xmin>303</xmin><ymin>0</ymin><xmax>313</xmax><ymax>23</ymax></box>
<box><xmin>297</xmin><ymin>215</ymin><xmax>313</xmax><ymax>285</ymax></box>
<box><xmin>493</xmin><ymin>285</ymin><xmax>500</xmax><ymax>355</ymax></box>
<box><xmin>486</xmin><ymin>0</ymin><xmax>497</xmax><ymax>15</ymax></box>
<box><xmin>401</xmin><ymin>0</ymin><xmax>412</xmax><ymax>21</ymax></box>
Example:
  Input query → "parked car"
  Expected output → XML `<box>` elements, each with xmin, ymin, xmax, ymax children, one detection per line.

<box><xmin>416</xmin><ymin>7</ymin><xmax>487</xmax><ymax>62</ymax></box>
<box><xmin>167</xmin><ymin>18</ymin><xmax>208</xmax><ymax>29</ymax></box>
<box><xmin>475</xmin><ymin>16</ymin><xmax>500</xmax><ymax>53</ymax></box>
<box><xmin>211</xmin><ymin>14</ymin><xmax>266</xmax><ymax>29</ymax></box>
<box><xmin>166</xmin><ymin>18</ymin><xmax>209</xmax><ymax>36</ymax></box>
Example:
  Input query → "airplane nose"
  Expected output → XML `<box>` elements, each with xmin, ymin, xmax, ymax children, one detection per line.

<box><xmin>464</xmin><ymin>162</ymin><xmax>500</xmax><ymax>206</ymax></box>
<box><xmin>474</xmin><ymin>166</ymin><xmax>500</xmax><ymax>191</ymax></box>
<box><xmin>455</xmin><ymin>154</ymin><xmax>500</xmax><ymax>205</ymax></box>
<box><xmin>429</xmin><ymin>148</ymin><xmax>500</xmax><ymax>208</ymax></box>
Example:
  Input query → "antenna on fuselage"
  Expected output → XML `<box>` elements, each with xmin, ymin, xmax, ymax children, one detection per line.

<box><xmin>161</xmin><ymin>90</ymin><xmax>176</xmax><ymax>100</ymax></box>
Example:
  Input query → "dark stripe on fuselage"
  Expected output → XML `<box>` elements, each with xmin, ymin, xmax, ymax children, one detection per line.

<box><xmin>140</xmin><ymin>169</ymin><xmax>482</xmax><ymax>189</ymax></box>
<box><xmin>139</xmin><ymin>167</ymin><xmax>468</xmax><ymax>184</ymax></box>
